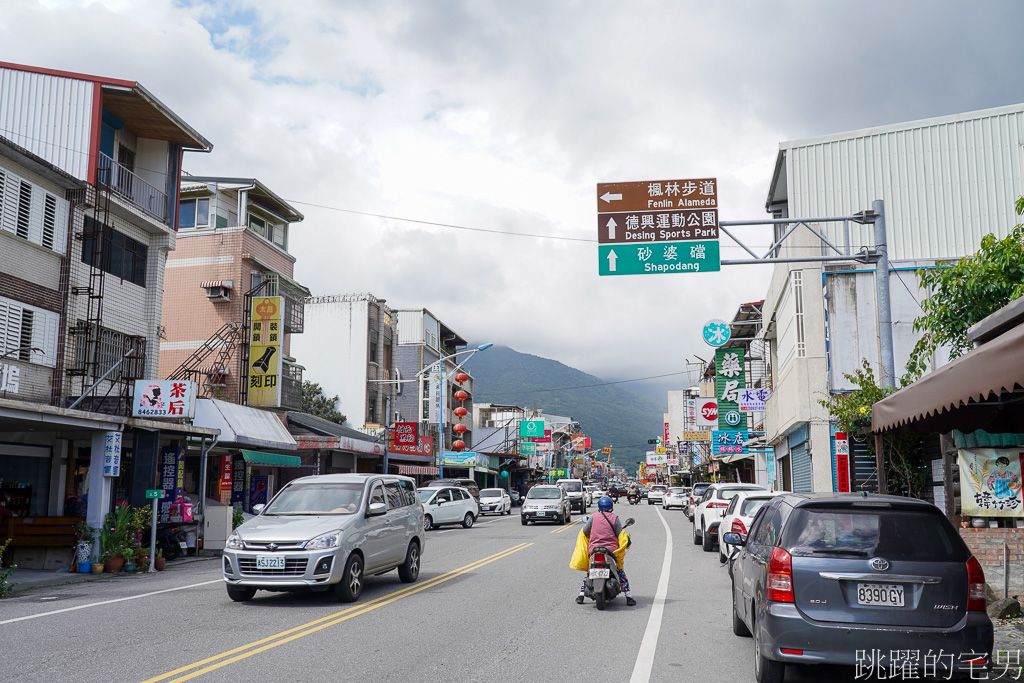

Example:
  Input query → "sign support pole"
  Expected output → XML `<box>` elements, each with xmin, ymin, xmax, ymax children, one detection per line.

<box><xmin>148</xmin><ymin>492</ymin><xmax>159</xmax><ymax>572</ymax></box>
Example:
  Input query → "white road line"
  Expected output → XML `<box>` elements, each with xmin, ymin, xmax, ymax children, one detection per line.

<box><xmin>629</xmin><ymin>506</ymin><xmax>672</xmax><ymax>683</ymax></box>
<box><xmin>0</xmin><ymin>579</ymin><xmax>222</xmax><ymax>625</ymax></box>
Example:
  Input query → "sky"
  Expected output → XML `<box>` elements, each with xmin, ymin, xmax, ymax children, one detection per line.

<box><xmin>3</xmin><ymin>0</ymin><xmax>1024</xmax><ymax>401</ymax></box>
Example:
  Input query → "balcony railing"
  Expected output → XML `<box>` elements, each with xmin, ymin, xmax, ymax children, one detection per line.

<box><xmin>97</xmin><ymin>153</ymin><xmax>168</xmax><ymax>224</ymax></box>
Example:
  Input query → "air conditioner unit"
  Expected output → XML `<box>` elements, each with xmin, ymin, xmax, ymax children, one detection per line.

<box><xmin>201</xmin><ymin>280</ymin><xmax>233</xmax><ymax>303</ymax></box>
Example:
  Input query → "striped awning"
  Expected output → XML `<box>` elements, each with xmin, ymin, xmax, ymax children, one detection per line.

<box><xmin>200</xmin><ymin>280</ymin><xmax>233</xmax><ymax>289</ymax></box>
<box><xmin>396</xmin><ymin>464</ymin><xmax>439</xmax><ymax>476</ymax></box>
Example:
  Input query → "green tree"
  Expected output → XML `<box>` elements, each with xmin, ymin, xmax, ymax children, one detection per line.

<box><xmin>905</xmin><ymin>198</ymin><xmax>1024</xmax><ymax>379</ymax></box>
<box><xmin>302</xmin><ymin>381</ymin><xmax>346</xmax><ymax>425</ymax></box>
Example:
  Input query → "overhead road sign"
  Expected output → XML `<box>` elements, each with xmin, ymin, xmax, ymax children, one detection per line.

<box><xmin>597</xmin><ymin>209</ymin><xmax>718</xmax><ymax>244</ymax></box>
<box><xmin>599</xmin><ymin>240</ymin><xmax>720</xmax><ymax>276</ymax></box>
<box><xmin>597</xmin><ymin>178</ymin><xmax>718</xmax><ymax>213</ymax></box>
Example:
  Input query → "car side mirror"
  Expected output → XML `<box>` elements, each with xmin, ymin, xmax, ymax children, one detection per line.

<box><xmin>722</xmin><ymin>531</ymin><xmax>745</xmax><ymax>546</ymax></box>
<box><xmin>252</xmin><ymin>504</ymin><xmax>265</xmax><ymax>514</ymax></box>
<box><xmin>367</xmin><ymin>502</ymin><xmax>387</xmax><ymax>517</ymax></box>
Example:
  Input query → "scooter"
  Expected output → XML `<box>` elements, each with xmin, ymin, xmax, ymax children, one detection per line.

<box><xmin>627</xmin><ymin>492</ymin><xmax>639</xmax><ymax>505</ymax></box>
<box><xmin>156</xmin><ymin>524</ymin><xmax>188</xmax><ymax>560</ymax></box>
<box><xmin>584</xmin><ymin>517</ymin><xmax>635</xmax><ymax>610</ymax></box>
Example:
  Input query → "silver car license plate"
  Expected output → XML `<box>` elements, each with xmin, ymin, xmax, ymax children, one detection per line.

<box><xmin>257</xmin><ymin>555</ymin><xmax>285</xmax><ymax>570</ymax></box>
<box><xmin>856</xmin><ymin>583</ymin><xmax>905</xmax><ymax>607</ymax></box>
<box><xmin>536</xmin><ymin>511</ymin><xmax>547</xmax><ymax>516</ymax></box>
<box><xmin>589</xmin><ymin>568</ymin><xmax>610</xmax><ymax>579</ymax></box>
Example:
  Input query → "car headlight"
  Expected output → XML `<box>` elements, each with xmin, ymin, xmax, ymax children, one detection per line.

<box><xmin>304</xmin><ymin>531</ymin><xmax>341</xmax><ymax>550</ymax></box>
<box><xmin>226</xmin><ymin>533</ymin><xmax>244</xmax><ymax>550</ymax></box>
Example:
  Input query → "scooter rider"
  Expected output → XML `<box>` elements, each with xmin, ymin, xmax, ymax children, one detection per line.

<box><xmin>628</xmin><ymin>482</ymin><xmax>640</xmax><ymax>503</ymax></box>
<box><xmin>576</xmin><ymin>496</ymin><xmax>636</xmax><ymax>606</ymax></box>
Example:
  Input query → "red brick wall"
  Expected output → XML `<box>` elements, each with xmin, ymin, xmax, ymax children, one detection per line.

<box><xmin>959</xmin><ymin>527</ymin><xmax>1024</xmax><ymax>596</ymax></box>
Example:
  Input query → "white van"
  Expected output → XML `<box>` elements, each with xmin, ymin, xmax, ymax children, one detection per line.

<box><xmin>555</xmin><ymin>478</ymin><xmax>587</xmax><ymax>513</ymax></box>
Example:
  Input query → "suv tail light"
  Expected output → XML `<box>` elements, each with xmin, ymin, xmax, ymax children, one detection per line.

<box><xmin>708</xmin><ymin>502</ymin><xmax>729</xmax><ymax>508</ymax></box>
<box><xmin>731</xmin><ymin>519</ymin><xmax>747</xmax><ymax>535</ymax></box>
<box><xmin>967</xmin><ymin>556</ymin><xmax>986</xmax><ymax>611</ymax></box>
<box><xmin>767</xmin><ymin>547</ymin><xmax>794</xmax><ymax>603</ymax></box>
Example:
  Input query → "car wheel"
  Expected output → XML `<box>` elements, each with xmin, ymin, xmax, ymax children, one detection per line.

<box><xmin>702</xmin><ymin>524</ymin><xmax>715</xmax><ymax>552</ymax></box>
<box><xmin>521</xmin><ymin>517</ymin><xmax>528</xmax><ymax>526</ymax></box>
<box><xmin>753</xmin><ymin>614</ymin><xmax>785</xmax><ymax>683</ymax></box>
<box><xmin>692</xmin><ymin>521</ymin><xmax>701</xmax><ymax>546</ymax></box>
<box><xmin>226</xmin><ymin>585</ymin><xmax>255</xmax><ymax>602</ymax></box>
<box><xmin>731</xmin><ymin>582</ymin><xmax>751</xmax><ymax>637</ymax></box>
<box><xmin>334</xmin><ymin>554</ymin><xmax>363</xmax><ymax>603</ymax></box>
<box><xmin>462</xmin><ymin>512</ymin><xmax>475</xmax><ymax>529</ymax></box>
<box><xmin>398</xmin><ymin>541</ymin><xmax>420</xmax><ymax>583</ymax></box>
<box><xmin>719</xmin><ymin>543</ymin><xmax>729</xmax><ymax>565</ymax></box>
<box><xmin>424</xmin><ymin>514</ymin><xmax>434</xmax><ymax>531</ymax></box>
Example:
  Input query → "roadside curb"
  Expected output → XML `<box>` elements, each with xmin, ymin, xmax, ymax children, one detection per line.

<box><xmin>4</xmin><ymin>555</ymin><xmax>220</xmax><ymax>597</ymax></box>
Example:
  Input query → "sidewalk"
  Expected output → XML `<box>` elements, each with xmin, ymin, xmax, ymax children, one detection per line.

<box><xmin>4</xmin><ymin>554</ymin><xmax>220</xmax><ymax>596</ymax></box>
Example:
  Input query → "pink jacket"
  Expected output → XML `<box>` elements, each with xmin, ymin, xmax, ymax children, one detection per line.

<box><xmin>587</xmin><ymin>511</ymin><xmax>620</xmax><ymax>555</ymax></box>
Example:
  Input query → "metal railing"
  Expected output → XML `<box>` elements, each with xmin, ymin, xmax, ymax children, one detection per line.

<box><xmin>97</xmin><ymin>153</ymin><xmax>168</xmax><ymax>223</ymax></box>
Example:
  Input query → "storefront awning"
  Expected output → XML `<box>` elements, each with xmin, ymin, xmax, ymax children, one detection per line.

<box><xmin>396</xmin><ymin>464</ymin><xmax>439</xmax><ymax>476</ymax></box>
<box><xmin>194</xmin><ymin>399</ymin><xmax>296</xmax><ymax>449</ymax></box>
<box><xmin>872</xmin><ymin>322</ymin><xmax>1024</xmax><ymax>434</ymax></box>
<box><xmin>241</xmin><ymin>450</ymin><xmax>301</xmax><ymax>467</ymax></box>
<box><xmin>722</xmin><ymin>451</ymin><xmax>755</xmax><ymax>464</ymax></box>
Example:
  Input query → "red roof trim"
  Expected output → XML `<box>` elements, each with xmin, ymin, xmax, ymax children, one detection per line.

<box><xmin>0</xmin><ymin>61</ymin><xmax>136</xmax><ymax>89</ymax></box>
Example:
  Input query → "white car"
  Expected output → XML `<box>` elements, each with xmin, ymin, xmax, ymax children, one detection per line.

<box><xmin>478</xmin><ymin>488</ymin><xmax>512</xmax><ymax>516</ymax></box>
<box><xmin>716</xmin><ymin>490</ymin><xmax>787</xmax><ymax>563</ymax></box>
<box><xmin>692</xmin><ymin>483</ymin><xmax>766</xmax><ymax>552</ymax></box>
<box><xmin>584</xmin><ymin>486</ymin><xmax>600</xmax><ymax>506</ymax></box>
<box><xmin>661</xmin><ymin>487</ymin><xmax>687</xmax><ymax>510</ymax></box>
<box><xmin>417</xmin><ymin>486</ymin><xmax>478</xmax><ymax>530</ymax></box>
<box><xmin>647</xmin><ymin>484</ymin><xmax>668</xmax><ymax>505</ymax></box>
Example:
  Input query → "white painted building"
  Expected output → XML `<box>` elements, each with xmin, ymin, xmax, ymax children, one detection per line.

<box><xmin>761</xmin><ymin>103</ymin><xmax>1024</xmax><ymax>493</ymax></box>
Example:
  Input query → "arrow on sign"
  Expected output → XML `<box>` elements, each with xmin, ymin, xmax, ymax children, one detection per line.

<box><xmin>606</xmin><ymin>216</ymin><xmax>617</xmax><ymax>240</ymax></box>
<box><xmin>600</xmin><ymin>191</ymin><xmax>622</xmax><ymax>204</ymax></box>
<box><xmin>607</xmin><ymin>249</ymin><xmax>618</xmax><ymax>272</ymax></box>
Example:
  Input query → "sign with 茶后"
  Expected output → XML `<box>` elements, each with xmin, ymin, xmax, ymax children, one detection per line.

<box><xmin>247</xmin><ymin>296</ymin><xmax>283</xmax><ymax>407</ymax></box>
<box><xmin>519</xmin><ymin>420</ymin><xmax>545</xmax><ymax>438</ymax></box>
<box><xmin>598</xmin><ymin>240</ymin><xmax>720</xmax><ymax>276</ymax></box>
<box><xmin>133</xmin><ymin>380</ymin><xmax>197</xmax><ymax>418</ymax></box>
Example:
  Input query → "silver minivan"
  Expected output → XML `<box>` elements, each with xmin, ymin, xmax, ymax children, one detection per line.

<box><xmin>222</xmin><ymin>474</ymin><xmax>425</xmax><ymax>603</ymax></box>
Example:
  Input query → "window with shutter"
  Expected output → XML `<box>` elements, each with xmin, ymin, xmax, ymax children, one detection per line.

<box><xmin>16</xmin><ymin>180</ymin><xmax>31</xmax><ymax>240</ymax></box>
<box><xmin>42</xmin><ymin>194</ymin><xmax>56</xmax><ymax>250</ymax></box>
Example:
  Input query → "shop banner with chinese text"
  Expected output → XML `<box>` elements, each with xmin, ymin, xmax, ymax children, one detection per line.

<box><xmin>248</xmin><ymin>296</ymin><xmax>283</xmax><ymax>407</ymax></box>
<box><xmin>960</xmin><ymin>448</ymin><xmax>1024</xmax><ymax>517</ymax></box>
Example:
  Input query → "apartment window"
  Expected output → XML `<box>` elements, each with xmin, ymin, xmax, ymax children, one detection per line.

<box><xmin>248</xmin><ymin>214</ymin><xmax>266</xmax><ymax>237</ymax></box>
<box><xmin>81</xmin><ymin>218</ymin><xmax>148</xmax><ymax>287</ymax></box>
<box><xmin>0</xmin><ymin>296</ymin><xmax>58</xmax><ymax>367</ymax></box>
<box><xmin>73</xmin><ymin>322</ymin><xmax>136</xmax><ymax>380</ymax></box>
<box><xmin>777</xmin><ymin>270</ymin><xmax>806</xmax><ymax>371</ymax></box>
<box><xmin>178</xmin><ymin>198</ymin><xmax>210</xmax><ymax>230</ymax></box>
<box><xmin>0</xmin><ymin>167</ymin><xmax>64</xmax><ymax>252</ymax></box>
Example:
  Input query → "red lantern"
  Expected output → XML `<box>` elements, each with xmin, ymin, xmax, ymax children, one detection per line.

<box><xmin>454</xmin><ymin>372</ymin><xmax>469</xmax><ymax>384</ymax></box>
<box><xmin>453</xmin><ymin>423</ymin><xmax>467</xmax><ymax>434</ymax></box>
<box><xmin>453</xmin><ymin>406</ymin><xmax>468</xmax><ymax>417</ymax></box>
<box><xmin>454</xmin><ymin>390</ymin><xmax>469</xmax><ymax>402</ymax></box>
<box><xmin>452</xmin><ymin>440</ymin><xmax>466</xmax><ymax>451</ymax></box>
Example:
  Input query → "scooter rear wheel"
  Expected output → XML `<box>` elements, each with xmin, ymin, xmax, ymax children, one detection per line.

<box><xmin>595</xmin><ymin>591</ymin><xmax>606</xmax><ymax>610</ymax></box>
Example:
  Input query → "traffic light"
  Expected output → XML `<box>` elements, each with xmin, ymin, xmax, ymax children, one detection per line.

<box><xmin>656</xmin><ymin>437</ymin><xmax>662</xmax><ymax>444</ymax></box>
<box><xmin>647</xmin><ymin>439</ymin><xmax>657</xmax><ymax>444</ymax></box>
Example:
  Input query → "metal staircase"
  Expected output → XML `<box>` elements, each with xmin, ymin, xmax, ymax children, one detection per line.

<box><xmin>167</xmin><ymin>321</ymin><xmax>244</xmax><ymax>396</ymax></box>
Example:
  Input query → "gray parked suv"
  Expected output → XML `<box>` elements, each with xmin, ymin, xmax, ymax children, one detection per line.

<box><xmin>724</xmin><ymin>492</ymin><xmax>993</xmax><ymax>683</ymax></box>
<box><xmin>223</xmin><ymin>474</ymin><xmax>425</xmax><ymax>603</ymax></box>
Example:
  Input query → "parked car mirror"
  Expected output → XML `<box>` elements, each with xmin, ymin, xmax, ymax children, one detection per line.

<box><xmin>722</xmin><ymin>531</ymin><xmax>744</xmax><ymax>546</ymax></box>
<box><xmin>252</xmin><ymin>504</ymin><xmax>265</xmax><ymax>514</ymax></box>
<box><xmin>367</xmin><ymin>502</ymin><xmax>387</xmax><ymax>517</ymax></box>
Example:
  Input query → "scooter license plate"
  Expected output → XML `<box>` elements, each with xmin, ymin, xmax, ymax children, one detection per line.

<box><xmin>178</xmin><ymin>541</ymin><xmax>188</xmax><ymax>550</ymax></box>
<box><xmin>589</xmin><ymin>568</ymin><xmax>610</xmax><ymax>579</ymax></box>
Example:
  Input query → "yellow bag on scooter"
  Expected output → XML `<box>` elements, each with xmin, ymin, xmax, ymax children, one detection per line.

<box><xmin>613</xmin><ymin>530</ymin><xmax>630</xmax><ymax>569</ymax></box>
<box><xmin>569</xmin><ymin>529</ymin><xmax>631</xmax><ymax>570</ymax></box>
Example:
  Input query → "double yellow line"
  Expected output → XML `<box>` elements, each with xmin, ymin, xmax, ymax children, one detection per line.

<box><xmin>551</xmin><ymin>518</ymin><xmax>583</xmax><ymax>534</ymax></box>
<box><xmin>142</xmin><ymin>542</ymin><xmax>533</xmax><ymax>682</ymax></box>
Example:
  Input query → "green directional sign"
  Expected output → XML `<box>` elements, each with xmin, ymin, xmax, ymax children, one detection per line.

<box><xmin>598</xmin><ymin>240</ymin><xmax>720</xmax><ymax>275</ymax></box>
<box><xmin>145</xmin><ymin>489</ymin><xmax>163</xmax><ymax>499</ymax></box>
<box><xmin>519</xmin><ymin>420</ymin><xmax>544</xmax><ymax>438</ymax></box>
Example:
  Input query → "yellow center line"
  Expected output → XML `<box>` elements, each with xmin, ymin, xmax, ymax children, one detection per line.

<box><xmin>142</xmin><ymin>542</ymin><xmax>533</xmax><ymax>683</ymax></box>
<box><xmin>551</xmin><ymin>518</ymin><xmax>583</xmax><ymax>534</ymax></box>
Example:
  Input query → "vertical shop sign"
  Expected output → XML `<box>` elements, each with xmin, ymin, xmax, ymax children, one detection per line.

<box><xmin>231</xmin><ymin>453</ymin><xmax>247</xmax><ymax>509</ymax></box>
<box><xmin>101</xmin><ymin>431</ymin><xmax>123</xmax><ymax>477</ymax></box>
<box><xmin>835</xmin><ymin>431</ymin><xmax>850</xmax><ymax>493</ymax></box>
<box><xmin>767</xmin><ymin>451</ymin><xmax>777</xmax><ymax>485</ymax></box>
<box><xmin>716</xmin><ymin>347</ymin><xmax>747</xmax><ymax>430</ymax></box>
<box><xmin>219</xmin><ymin>453</ymin><xmax>233</xmax><ymax>493</ymax></box>
<box><xmin>248</xmin><ymin>296</ymin><xmax>283</xmax><ymax>407</ymax></box>
<box><xmin>249</xmin><ymin>475</ymin><xmax>269</xmax><ymax>511</ymax></box>
<box><xmin>159</xmin><ymin>446</ymin><xmax>184</xmax><ymax>521</ymax></box>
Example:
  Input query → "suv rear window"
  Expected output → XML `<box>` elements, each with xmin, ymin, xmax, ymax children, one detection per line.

<box><xmin>786</xmin><ymin>508</ymin><xmax>968</xmax><ymax>562</ymax></box>
<box><xmin>692</xmin><ymin>484</ymin><xmax>710</xmax><ymax>497</ymax></box>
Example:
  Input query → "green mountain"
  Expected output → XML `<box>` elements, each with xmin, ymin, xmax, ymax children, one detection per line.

<box><xmin>466</xmin><ymin>345</ymin><xmax>665</xmax><ymax>469</ymax></box>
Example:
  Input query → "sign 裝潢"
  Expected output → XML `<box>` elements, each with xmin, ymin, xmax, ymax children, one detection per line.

<box><xmin>835</xmin><ymin>432</ymin><xmax>850</xmax><ymax>493</ymax></box>
<box><xmin>703</xmin><ymin>320</ymin><xmax>731</xmax><ymax>347</ymax></box>
<box><xmin>133</xmin><ymin>380</ymin><xmax>197</xmax><ymax>418</ymax></box>
<box><xmin>519</xmin><ymin>420</ymin><xmax>545</xmax><ymax>438</ymax></box>
<box><xmin>520</xmin><ymin>442</ymin><xmax>537</xmax><ymax>456</ymax></box>
<box><xmin>597</xmin><ymin>209</ymin><xmax>719</xmax><ymax>244</ymax></box>
<box><xmin>597</xmin><ymin>178</ymin><xmax>718</xmax><ymax>213</ymax></box>
<box><xmin>102</xmin><ymin>431</ymin><xmax>122</xmax><ymax>477</ymax></box>
<box><xmin>0</xmin><ymin>363</ymin><xmax>20</xmax><ymax>393</ymax></box>
<box><xmin>683</xmin><ymin>430</ymin><xmax>711</xmax><ymax>441</ymax></box>
<box><xmin>959</xmin><ymin>448</ymin><xmax>1024</xmax><ymax>518</ymax></box>
<box><xmin>738</xmin><ymin>387</ymin><xmax>771</xmax><ymax>412</ymax></box>
<box><xmin>393</xmin><ymin>422</ymin><xmax>418</xmax><ymax>445</ymax></box>
<box><xmin>711</xmin><ymin>430</ymin><xmax>749</xmax><ymax>456</ymax></box>
<box><xmin>247</xmin><ymin>296</ymin><xmax>283</xmax><ymax>407</ymax></box>
<box><xmin>716</xmin><ymin>348</ymin><xmax>747</xmax><ymax>431</ymax></box>
<box><xmin>598</xmin><ymin>240</ymin><xmax>720</xmax><ymax>276</ymax></box>
<box><xmin>694</xmin><ymin>398</ymin><xmax>718</xmax><ymax>428</ymax></box>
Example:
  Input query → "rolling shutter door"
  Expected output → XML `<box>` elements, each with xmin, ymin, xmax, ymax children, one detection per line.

<box><xmin>791</xmin><ymin>441</ymin><xmax>812</xmax><ymax>492</ymax></box>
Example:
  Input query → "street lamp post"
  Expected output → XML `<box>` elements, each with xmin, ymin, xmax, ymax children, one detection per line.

<box><xmin>421</xmin><ymin>343</ymin><xmax>492</xmax><ymax>479</ymax></box>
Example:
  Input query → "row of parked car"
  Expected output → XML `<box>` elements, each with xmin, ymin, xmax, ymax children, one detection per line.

<box><xmin>679</xmin><ymin>481</ymin><xmax>995</xmax><ymax>682</ymax></box>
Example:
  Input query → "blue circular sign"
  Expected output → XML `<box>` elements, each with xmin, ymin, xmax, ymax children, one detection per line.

<box><xmin>702</xmin><ymin>319</ymin><xmax>731</xmax><ymax>347</ymax></box>
<box><xmin>724</xmin><ymin>410</ymin><xmax>741</xmax><ymax>426</ymax></box>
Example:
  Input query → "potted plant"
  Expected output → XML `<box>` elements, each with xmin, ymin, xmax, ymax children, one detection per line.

<box><xmin>153</xmin><ymin>547</ymin><xmax>165</xmax><ymax>571</ymax></box>
<box><xmin>91</xmin><ymin>558</ymin><xmax>105</xmax><ymax>574</ymax></box>
<box><xmin>75</xmin><ymin>522</ymin><xmax>97</xmax><ymax>573</ymax></box>
<box><xmin>122</xmin><ymin>546</ymin><xmax>137</xmax><ymax>572</ymax></box>
<box><xmin>100</xmin><ymin>503</ymin><xmax>134</xmax><ymax>572</ymax></box>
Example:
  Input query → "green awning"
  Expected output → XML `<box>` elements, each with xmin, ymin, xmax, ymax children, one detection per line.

<box><xmin>241</xmin><ymin>450</ymin><xmax>301</xmax><ymax>467</ymax></box>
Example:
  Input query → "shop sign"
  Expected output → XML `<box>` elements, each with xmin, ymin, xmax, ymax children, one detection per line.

<box><xmin>519</xmin><ymin>420</ymin><xmax>545</xmax><ymax>438</ymax></box>
<box><xmin>835</xmin><ymin>432</ymin><xmax>850</xmax><ymax>493</ymax></box>
<box><xmin>520</xmin><ymin>442</ymin><xmax>537</xmax><ymax>456</ymax></box>
<box><xmin>393</xmin><ymin>422</ymin><xmax>418</xmax><ymax>445</ymax></box>
<box><xmin>231</xmin><ymin>452</ymin><xmax>246</xmax><ymax>509</ymax></box>
<box><xmin>702</xmin><ymin>319</ymin><xmax>731</xmax><ymax>347</ymax></box>
<box><xmin>767</xmin><ymin>451</ymin><xmax>776</xmax><ymax>484</ymax></box>
<box><xmin>247</xmin><ymin>296</ymin><xmax>283</xmax><ymax>407</ymax></box>
<box><xmin>132</xmin><ymin>380</ymin><xmax>197</xmax><ymax>418</ymax></box>
<box><xmin>683</xmin><ymin>430</ymin><xmax>711</xmax><ymax>441</ymax></box>
<box><xmin>441</xmin><ymin>451</ymin><xmax>486</xmax><ymax>467</ymax></box>
<box><xmin>102</xmin><ymin>431</ymin><xmax>122</xmax><ymax>477</ymax></box>
<box><xmin>738</xmin><ymin>387</ymin><xmax>771</xmax><ymax>412</ymax></box>
<box><xmin>695</xmin><ymin>398</ymin><xmax>718</xmax><ymax>428</ymax></box>
<box><xmin>716</xmin><ymin>347</ymin><xmax>746</xmax><ymax>431</ymax></box>
<box><xmin>219</xmin><ymin>454</ymin><xmax>233</xmax><ymax>493</ymax></box>
<box><xmin>959</xmin><ymin>448</ymin><xmax>1024</xmax><ymax>518</ymax></box>
<box><xmin>0</xmin><ymin>363</ymin><xmax>20</xmax><ymax>393</ymax></box>
<box><xmin>712</xmin><ymin>430</ymin><xmax>749</xmax><ymax>456</ymax></box>
<box><xmin>646</xmin><ymin>451</ymin><xmax>667</xmax><ymax>466</ymax></box>
<box><xmin>391</xmin><ymin>435</ymin><xmax>434</xmax><ymax>456</ymax></box>
<box><xmin>550</xmin><ymin>469</ymin><xmax>567</xmax><ymax>478</ymax></box>
<box><xmin>159</xmin><ymin>446</ymin><xmax>185</xmax><ymax>521</ymax></box>
<box><xmin>296</xmin><ymin>435</ymin><xmax>341</xmax><ymax>449</ymax></box>
<box><xmin>249</xmin><ymin>475</ymin><xmax>269</xmax><ymax>510</ymax></box>
<box><xmin>571</xmin><ymin>433</ymin><xmax>588</xmax><ymax>450</ymax></box>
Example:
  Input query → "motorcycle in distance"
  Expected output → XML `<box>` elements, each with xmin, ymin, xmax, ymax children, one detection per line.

<box><xmin>583</xmin><ymin>517</ymin><xmax>635</xmax><ymax>610</ymax></box>
<box><xmin>627</xmin><ymin>492</ymin><xmax>639</xmax><ymax>505</ymax></box>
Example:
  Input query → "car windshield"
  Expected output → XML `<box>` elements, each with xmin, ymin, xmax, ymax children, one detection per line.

<box><xmin>651</xmin><ymin>486</ymin><xmax>667</xmax><ymax>492</ymax></box>
<box><xmin>262</xmin><ymin>483</ymin><xmax>363</xmax><ymax>515</ymax></box>
<box><xmin>417</xmin><ymin>489</ymin><xmax>438</xmax><ymax>503</ymax></box>
<box><xmin>669</xmin><ymin>488</ymin><xmax>685</xmax><ymax>494</ymax></box>
<box><xmin>527</xmin><ymin>488</ymin><xmax>560</xmax><ymax>499</ymax></box>
<box><xmin>740</xmin><ymin>497</ymin><xmax>771</xmax><ymax>516</ymax></box>
<box><xmin>787</xmin><ymin>508</ymin><xmax>967</xmax><ymax>561</ymax></box>
<box><xmin>692</xmin><ymin>484</ymin><xmax>710</xmax><ymax>496</ymax></box>
<box><xmin>559</xmin><ymin>481</ymin><xmax>583</xmax><ymax>492</ymax></box>
<box><xmin>480</xmin><ymin>489</ymin><xmax>503</xmax><ymax>497</ymax></box>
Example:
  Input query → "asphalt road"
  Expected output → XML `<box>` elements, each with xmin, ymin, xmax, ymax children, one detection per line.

<box><xmin>0</xmin><ymin>502</ymin><xmax>988</xmax><ymax>682</ymax></box>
